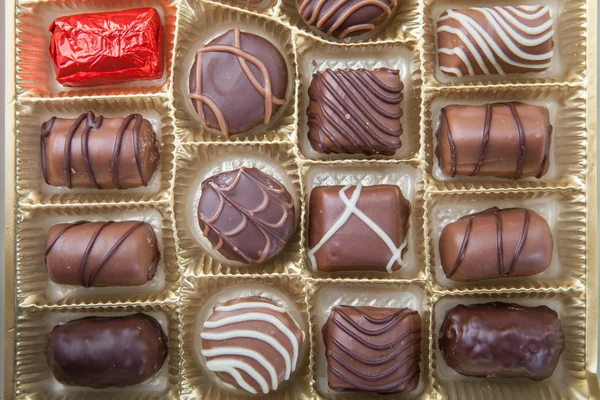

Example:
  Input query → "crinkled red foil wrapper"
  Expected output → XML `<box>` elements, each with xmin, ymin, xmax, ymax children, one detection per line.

<box><xmin>49</xmin><ymin>8</ymin><xmax>164</xmax><ymax>87</ymax></box>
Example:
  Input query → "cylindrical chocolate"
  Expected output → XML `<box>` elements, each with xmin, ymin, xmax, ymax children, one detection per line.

<box><xmin>41</xmin><ymin>112</ymin><xmax>162</xmax><ymax>189</ymax></box>
<box><xmin>439</xmin><ymin>302</ymin><xmax>564</xmax><ymax>380</ymax></box>
<box><xmin>439</xmin><ymin>207</ymin><xmax>553</xmax><ymax>282</ymax></box>
<box><xmin>46</xmin><ymin>313</ymin><xmax>168</xmax><ymax>388</ymax></box>
<box><xmin>436</xmin><ymin>103</ymin><xmax>552</xmax><ymax>179</ymax></box>
<box><xmin>45</xmin><ymin>221</ymin><xmax>160</xmax><ymax>287</ymax></box>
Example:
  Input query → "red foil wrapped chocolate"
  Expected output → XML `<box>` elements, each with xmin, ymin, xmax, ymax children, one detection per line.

<box><xmin>49</xmin><ymin>8</ymin><xmax>164</xmax><ymax>87</ymax></box>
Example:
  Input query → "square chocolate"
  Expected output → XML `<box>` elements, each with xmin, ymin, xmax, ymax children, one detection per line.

<box><xmin>307</xmin><ymin>185</ymin><xmax>410</xmax><ymax>272</ymax></box>
<box><xmin>323</xmin><ymin>306</ymin><xmax>421</xmax><ymax>393</ymax></box>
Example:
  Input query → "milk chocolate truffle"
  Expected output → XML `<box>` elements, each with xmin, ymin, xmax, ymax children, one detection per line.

<box><xmin>200</xmin><ymin>297</ymin><xmax>305</xmax><ymax>394</ymax></box>
<box><xmin>323</xmin><ymin>306</ymin><xmax>421</xmax><ymax>393</ymax></box>
<box><xmin>436</xmin><ymin>103</ymin><xmax>552</xmax><ymax>179</ymax></box>
<box><xmin>308</xmin><ymin>184</ymin><xmax>410</xmax><ymax>272</ymax></box>
<box><xmin>439</xmin><ymin>302</ymin><xmax>564</xmax><ymax>380</ymax></box>
<box><xmin>45</xmin><ymin>221</ymin><xmax>160</xmax><ymax>287</ymax></box>
<box><xmin>439</xmin><ymin>207</ymin><xmax>553</xmax><ymax>282</ymax></box>
<box><xmin>46</xmin><ymin>313</ymin><xmax>168</xmax><ymax>388</ymax></box>
<box><xmin>198</xmin><ymin>167</ymin><xmax>295</xmax><ymax>264</ymax></box>
<box><xmin>307</xmin><ymin>68</ymin><xmax>403</xmax><ymax>156</ymax></box>
<box><xmin>41</xmin><ymin>112</ymin><xmax>162</xmax><ymax>189</ymax></box>
<box><xmin>298</xmin><ymin>0</ymin><xmax>396</xmax><ymax>39</ymax></box>
<box><xmin>188</xmin><ymin>28</ymin><xmax>288</xmax><ymax>137</ymax></box>
<box><xmin>437</xmin><ymin>5</ymin><xmax>555</xmax><ymax>77</ymax></box>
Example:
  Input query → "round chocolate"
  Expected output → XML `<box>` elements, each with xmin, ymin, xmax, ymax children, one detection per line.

<box><xmin>188</xmin><ymin>28</ymin><xmax>288</xmax><ymax>137</ymax></box>
<box><xmin>197</xmin><ymin>167</ymin><xmax>295</xmax><ymax>264</ymax></box>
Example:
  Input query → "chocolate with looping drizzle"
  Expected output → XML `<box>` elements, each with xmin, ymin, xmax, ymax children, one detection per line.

<box><xmin>197</xmin><ymin>167</ymin><xmax>295</xmax><ymax>264</ymax></box>
<box><xmin>41</xmin><ymin>112</ymin><xmax>162</xmax><ymax>189</ymax></box>
<box><xmin>188</xmin><ymin>28</ymin><xmax>288</xmax><ymax>137</ymax></box>
<box><xmin>439</xmin><ymin>207</ymin><xmax>553</xmax><ymax>282</ymax></box>
<box><xmin>436</xmin><ymin>102</ymin><xmax>552</xmax><ymax>179</ymax></box>
<box><xmin>323</xmin><ymin>306</ymin><xmax>421</xmax><ymax>393</ymax></box>
<box><xmin>45</xmin><ymin>220</ymin><xmax>160</xmax><ymax>287</ymax></box>
<box><xmin>307</xmin><ymin>68</ymin><xmax>403</xmax><ymax>156</ymax></box>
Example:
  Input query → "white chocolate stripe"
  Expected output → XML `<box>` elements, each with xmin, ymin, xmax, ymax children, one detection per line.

<box><xmin>438</xmin><ymin>26</ymin><xmax>492</xmax><ymax>74</ymax></box>
<box><xmin>479</xmin><ymin>8</ymin><xmax>554</xmax><ymax>51</ymax></box>
<box><xmin>202</xmin><ymin>347</ymin><xmax>279</xmax><ymax>390</ymax></box>
<box><xmin>505</xmin><ymin>5</ymin><xmax>549</xmax><ymax>20</ymax></box>
<box><xmin>215</xmin><ymin>302</ymin><xmax>287</xmax><ymax>313</ymax></box>
<box><xmin>492</xmin><ymin>7</ymin><xmax>553</xmax><ymax>37</ymax></box>
<box><xmin>205</xmin><ymin>358</ymin><xmax>268</xmax><ymax>394</ymax></box>
<box><xmin>439</xmin><ymin>48</ymin><xmax>473</xmax><ymax>76</ymax></box>
<box><xmin>440</xmin><ymin>66</ymin><xmax>465</xmax><ymax>77</ymax></box>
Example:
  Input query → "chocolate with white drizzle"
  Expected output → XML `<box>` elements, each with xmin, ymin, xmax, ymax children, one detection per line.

<box><xmin>439</xmin><ymin>207</ymin><xmax>553</xmax><ymax>282</ymax></box>
<box><xmin>200</xmin><ymin>297</ymin><xmax>305</xmax><ymax>394</ymax></box>
<box><xmin>197</xmin><ymin>167</ymin><xmax>295</xmax><ymax>264</ymax></box>
<box><xmin>436</xmin><ymin>103</ymin><xmax>552</xmax><ymax>179</ymax></box>
<box><xmin>437</xmin><ymin>5</ymin><xmax>555</xmax><ymax>77</ymax></box>
<box><xmin>41</xmin><ymin>112</ymin><xmax>162</xmax><ymax>189</ymax></box>
<box><xmin>45</xmin><ymin>221</ymin><xmax>160</xmax><ymax>287</ymax></box>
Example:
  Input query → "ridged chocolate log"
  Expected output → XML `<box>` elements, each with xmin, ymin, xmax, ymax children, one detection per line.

<box><xmin>439</xmin><ymin>207</ymin><xmax>553</xmax><ymax>282</ymax></box>
<box><xmin>436</xmin><ymin>103</ymin><xmax>552</xmax><ymax>179</ymax></box>
<box><xmin>46</xmin><ymin>313</ymin><xmax>168</xmax><ymax>388</ymax></box>
<box><xmin>45</xmin><ymin>221</ymin><xmax>160</xmax><ymax>287</ymax></box>
<box><xmin>41</xmin><ymin>112</ymin><xmax>162</xmax><ymax>189</ymax></box>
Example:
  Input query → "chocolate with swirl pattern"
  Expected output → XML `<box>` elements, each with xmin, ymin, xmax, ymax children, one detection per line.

<box><xmin>198</xmin><ymin>167</ymin><xmax>295</xmax><ymax>264</ymax></box>
<box><xmin>307</xmin><ymin>68</ymin><xmax>403</xmax><ymax>156</ymax></box>
<box><xmin>439</xmin><ymin>207</ymin><xmax>553</xmax><ymax>282</ymax></box>
<box><xmin>41</xmin><ymin>112</ymin><xmax>162</xmax><ymax>189</ymax></box>
<box><xmin>323</xmin><ymin>306</ymin><xmax>421</xmax><ymax>393</ymax></box>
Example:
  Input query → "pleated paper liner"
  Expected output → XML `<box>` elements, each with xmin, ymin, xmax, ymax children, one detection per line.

<box><xmin>173</xmin><ymin>142</ymin><xmax>303</xmax><ymax>276</ymax></box>
<box><xmin>15</xmin><ymin>0</ymin><xmax>177</xmax><ymax>98</ymax></box>
<box><xmin>202</xmin><ymin>0</ymin><xmax>279</xmax><ymax>17</ymax></box>
<box><xmin>305</xmin><ymin>279</ymin><xmax>433</xmax><ymax>399</ymax></box>
<box><xmin>294</xmin><ymin>35</ymin><xmax>423</xmax><ymax>162</ymax></box>
<box><xmin>14</xmin><ymin>303</ymin><xmax>181</xmax><ymax>399</ymax></box>
<box><xmin>172</xmin><ymin>0</ymin><xmax>297</xmax><ymax>143</ymax></box>
<box><xmin>426</xmin><ymin>189</ymin><xmax>586</xmax><ymax>293</ymax></box>
<box><xmin>421</xmin><ymin>0</ymin><xmax>587</xmax><ymax>87</ymax></box>
<box><xmin>423</xmin><ymin>84</ymin><xmax>587</xmax><ymax>192</ymax></box>
<box><xmin>179</xmin><ymin>275</ymin><xmax>314</xmax><ymax>400</ymax></box>
<box><xmin>15</xmin><ymin>96</ymin><xmax>176</xmax><ymax>206</ymax></box>
<box><xmin>299</xmin><ymin>160</ymin><xmax>428</xmax><ymax>280</ymax></box>
<box><xmin>276</xmin><ymin>0</ymin><xmax>421</xmax><ymax>44</ymax></box>
<box><xmin>430</xmin><ymin>290</ymin><xmax>589</xmax><ymax>400</ymax></box>
<box><xmin>15</xmin><ymin>203</ymin><xmax>179</xmax><ymax>307</ymax></box>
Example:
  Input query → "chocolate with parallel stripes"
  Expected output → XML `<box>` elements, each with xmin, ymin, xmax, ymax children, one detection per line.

<box><xmin>439</xmin><ymin>207</ymin><xmax>553</xmax><ymax>282</ymax></box>
<box><xmin>323</xmin><ymin>305</ymin><xmax>421</xmax><ymax>393</ymax></box>
<box><xmin>45</xmin><ymin>221</ymin><xmax>160</xmax><ymax>287</ymax></box>
<box><xmin>436</xmin><ymin>103</ymin><xmax>552</xmax><ymax>179</ymax></box>
<box><xmin>41</xmin><ymin>112</ymin><xmax>162</xmax><ymax>189</ymax></box>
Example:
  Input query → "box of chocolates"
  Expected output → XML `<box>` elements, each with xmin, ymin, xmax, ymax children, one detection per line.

<box><xmin>3</xmin><ymin>0</ymin><xmax>597</xmax><ymax>398</ymax></box>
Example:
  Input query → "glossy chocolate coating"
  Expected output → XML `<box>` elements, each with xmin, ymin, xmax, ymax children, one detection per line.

<box><xmin>323</xmin><ymin>306</ymin><xmax>421</xmax><ymax>393</ymax></box>
<box><xmin>439</xmin><ymin>207</ymin><xmax>553</xmax><ymax>282</ymax></box>
<box><xmin>307</xmin><ymin>68</ymin><xmax>403</xmax><ymax>156</ymax></box>
<box><xmin>45</xmin><ymin>221</ymin><xmax>160</xmax><ymax>287</ymax></box>
<box><xmin>200</xmin><ymin>297</ymin><xmax>305</xmax><ymax>394</ymax></box>
<box><xmin>189</xmin><ymin>28</ymin><xmax>288</xmax><ymax>137</ymax></box>
<box><xmin>439</xmin><ymin>302</ymin><xmax>564</xmax><ymax>380</ymax></box>
<box><xmin>308</xmin><ymin>185</ymin><xmax>410</xmax><ymax>272</ymax></box>
<box><xmin>436</xmin><ymin>103</ymin><xmax>552</xmax><ymax>179</ymax></box>
<box><xmin>46</xmin><ymin>313</ymin><xmax>168</xmax><ymax>388</ymax></box>
<box><xmin>298</xmin><ymin>0</ymin><xmax>396</xmax><ymax>39</ymax></box>
<box><xmin>41</xmin><ymin>112</ymin><xmax>162</xmax><ymax>189</ymax></box>
<box><xmin>198</xmin><ymin>167</ymin><xmax>295</xmax><ymax>264</ymax></box>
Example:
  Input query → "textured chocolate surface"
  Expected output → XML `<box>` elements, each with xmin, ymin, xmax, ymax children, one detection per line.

<box><xmin>308</xmin><ymin>184</ymin><xmax>410</xmax><ymax>272</ymax></box>
<box><xmin>439</xmin><ymin>302</ymin><xmax>564</xmax><ymax>380</ymax></box>
<box><xmin>200</xmin><ymin>297</ymin><xmax>305</xmax><ymax>394</ymax></box>
<box><xmin>323</xmin><ymin>306</ymin><xmax>421</xmax><ymax>393</ymax></box>
<box><xmin>41</xmin><ymin>112</ymin><xmax>162</xmax><ymax>189</ymax></box>
<box><xmin>45</xmin><ymin>221</ymin><xmax>160</xmax><ymax>287</ymax></box>
<box><xmin>439</xmin><ymin>207</ymin><xmax>553</xmax><ymax>282</ymax></box>
<box><xmin>46</xmin><ymin>313</ymin><xmax>168</xmax><ymax>388</ymax></box>
<box><xmin>198</xmin><ymin>167</ymin><xmax>295</xmax><ymax>264</ymax></box>
<box><xmin>298</xmin><ymin>0</ymin><xmax>396</xmax><ymax>39</ymax></box>
<box><xmin>189</xmin><ymin>28</ymin><xmax>288</xmax><ymax>137</ymax></box>
<box><xmin>307</xmin><ymin>68</ymin><xmax>403</xmax><ymax>156</ymax></box>
<box><xmin>436</xmin><ymin>103</ymin><xmax>552</xmax><ymax>179</ymax></box>
<box><xmin>437</xmin><ymin>5</ymin><xmax>555</xmax><ymax>77</ymax></box>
